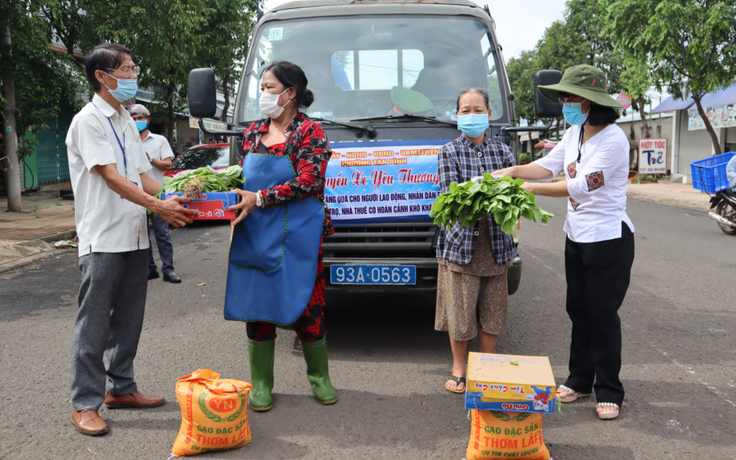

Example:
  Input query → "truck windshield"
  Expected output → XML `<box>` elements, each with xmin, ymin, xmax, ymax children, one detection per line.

<box><xmin>239</xmin><ymin>16</ymin><xmax>507</xmax><ymax>124</ymax></box>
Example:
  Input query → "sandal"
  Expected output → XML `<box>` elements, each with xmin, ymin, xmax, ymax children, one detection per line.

<box><xmin>556</xmin><ymin>384</ymin><xmax>592</xmax><ymax>403</ymax></box>
<box><xmin>596</xmin><ymin>402</ymin><xmax>620</xmax><ymax>420</ymax></box>
<box><xmin>444</xmin><ymin>376</ymin><xmax>466</xmax><ymax>394</ymax></box>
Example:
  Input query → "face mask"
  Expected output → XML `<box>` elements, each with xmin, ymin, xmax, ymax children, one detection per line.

<box><xmin>259</xmin><ymin>88</ymin><xmax>292</xmax><ymax>118</ymax></box>
<box><xmin>102</xmin><ymin>72</ymin><xmax>138</xmax><ymax>102</ymax></box>
<box><xmin>135</xmin><ymin>120</ymin><xmax>148</xmax><ymax>132</ymax></box>
<box><xmin>457</xmin><ymin>114</ymin><xmax>489</xmax><ymax>138</ymax></box>
<box><xmin>562</xmin><ymin>104</ymin><xmax>589</xmax><ymax>126</ymax></box>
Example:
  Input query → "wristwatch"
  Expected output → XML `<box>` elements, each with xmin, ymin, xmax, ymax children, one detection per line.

<box><xmin>255</xmin><ymin>191</ymin><xmax>263</xmax><ymax>207</ymax></box>
<box><xmin>148</xmin><ymin>156</ymin><xmax>153</xmax><ymax>163</ymax></box>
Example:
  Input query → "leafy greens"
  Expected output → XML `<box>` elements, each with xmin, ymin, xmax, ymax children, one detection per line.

<box><xmin>160</xmin><ymin>165</ymin><xmax>245</xmax><ymax>198</ymax></box>
<box><xmin>429</xmin><ymin>173</ymin><xmax>554</xmax><ymax>236</ymax></box>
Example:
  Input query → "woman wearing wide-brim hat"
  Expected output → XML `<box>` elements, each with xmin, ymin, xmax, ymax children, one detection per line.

<box><xmin>493</xmin><ymin>64</ymin><xmax>635</xmax><ymax>420</ymax></box>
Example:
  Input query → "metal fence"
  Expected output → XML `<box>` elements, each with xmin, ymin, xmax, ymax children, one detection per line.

<box><xmin>36</xmin><ymin>101</ymin><xmax>75</xmax><ymax>185</ymax></box>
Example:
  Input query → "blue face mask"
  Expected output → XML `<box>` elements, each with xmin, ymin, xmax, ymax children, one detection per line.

<box><xmin>103</xmin><ymin>72</ymin><xmax>139</xmax><ymax>102</ymax></box>
<box><xmin>457</xmin><ymin>114</ymin><xmax>489</xmax><ymax>138</ymax></box>
<box><xmin>135</xmin><ymin>120</ymin><xmax>148</xmax><ymax>132</ymax></box>
<box><xmin>562</xmin><ymin>104</ymin><xmax>589</xmax><ymax>126</ymax></box>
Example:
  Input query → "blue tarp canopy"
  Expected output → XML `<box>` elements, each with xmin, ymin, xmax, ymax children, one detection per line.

<box><xmin>651</xmin><ymin>95</ymin><xmax>694</xmax><ymax>113</ymax></box>
<box><xmin>700</xmin><ymin>83</ymin><xmax>736</xmax><ymax>108</ymax></box>
<box><xmin>651</xmin><ymin>82</ymin><xmax>736</xmax><ymax>113</ymax></box>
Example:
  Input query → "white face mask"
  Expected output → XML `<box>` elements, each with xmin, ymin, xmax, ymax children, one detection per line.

<box><xmin>259</xmin><ymin>88</ymin><xmax>292</xmax><ymax>118</ymax></box>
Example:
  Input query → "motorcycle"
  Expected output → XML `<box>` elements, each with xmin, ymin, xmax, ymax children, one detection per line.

<box><xmin>708</xmin><ymin>189</ymin><xmax>736</xmax><ymax>235</ymax></box>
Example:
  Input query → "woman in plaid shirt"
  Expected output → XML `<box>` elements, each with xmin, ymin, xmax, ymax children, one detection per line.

<box><xmin>435</xmin><ymin>88</ymin><xmax>518</xmax><ymax>394</ymax></box>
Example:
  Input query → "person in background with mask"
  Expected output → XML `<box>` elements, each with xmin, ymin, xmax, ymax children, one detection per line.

<box><xmin>435</xmin><ymin>88</ymin><xmax>518</xmax><ymax>395</ymax></box>
<box><xmin>493</xmin><ymin>64</ymin><xmax>634</xmax><ymax>421</ymax></box>
<box><xmin>225</xmin><ymin>61</ymin><xmax>337</xmax><ymax>412</ymax></box>
<box><xmin>128</xmin><ymin>104</ymin><xmax>181</xmax><ymax>283</ymax></box>
<box><xmin>65</xmin><ymin>43</ymin><xmax>196</xmax><ymax>436</ymax></box>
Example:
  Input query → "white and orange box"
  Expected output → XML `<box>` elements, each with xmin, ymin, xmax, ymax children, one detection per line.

<box><xmin>465</xmin><ymin>353</ymin><xmax>557</xmax><ymax>414</ymax></box>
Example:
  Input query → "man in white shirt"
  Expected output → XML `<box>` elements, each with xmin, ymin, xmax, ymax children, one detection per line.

<box><xmin>128</xmin><ymin>104</ymin><xmax>181</xmax><ymax>283</ymax></box>
<box><xmin>65</xmin><ymin>43</ymin><xmax>196</xmax><ymax>436</ymax></box>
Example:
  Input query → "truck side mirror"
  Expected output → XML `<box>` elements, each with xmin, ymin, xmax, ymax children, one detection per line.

<box><xmin>188</xmin><ymin>68</ymin><xmax>217</xmax><ymax>119</ymax></box>
<box><xmin>534</xmin><ymin>70</ymin><xmax>562</xmax><ymax>119</ymax></box>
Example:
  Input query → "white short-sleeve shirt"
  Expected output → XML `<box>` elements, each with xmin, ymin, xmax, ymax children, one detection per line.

<box><xmin>141</xmin><ymin>132</ymin><xmax>175</xmax><ymax>184</ymax></box>
<box><xmin>534</xmin><ymin>124</ymin><xmax>635</xmax><ymax>243</ymax></box>
<box><xmin>65</xmin><ymin>94</ymin><xmax>152</xmax><ymax>257</ymax></box>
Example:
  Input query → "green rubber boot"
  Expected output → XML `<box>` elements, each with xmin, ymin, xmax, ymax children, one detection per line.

<box><xmin>300</xmin><ymin>337</ymin><xmax>338</xmax><ymax>405</ymax></box>
<box><xmin>247</xmin><ymin>338</ymin><xmax>275</xmax><ymax>411</ymax></box>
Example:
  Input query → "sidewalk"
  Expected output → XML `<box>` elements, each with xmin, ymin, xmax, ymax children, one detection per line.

<box><xmin>0</xmin><ymin>190</ymin><xmax>77</xmax><ymax>272</ymax></box>
<box><xmin>626</xmin><ymin>180</ymin><xmax>712</xmax><ymax>211</ymax></box>
<box><xmin>0</xmin><ymin>180</ymin><xmax>714</xmax><ymax>272</ymax></box>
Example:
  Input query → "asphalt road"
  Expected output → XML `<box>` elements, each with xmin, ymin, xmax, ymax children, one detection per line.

<box><xmin>1</xmin><ymin>197</ymin><xmax>735</xmax><ymax>460</ymax></box>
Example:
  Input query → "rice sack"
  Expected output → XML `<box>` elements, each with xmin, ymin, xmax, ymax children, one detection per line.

<box><xmin>466</xmin><ymin>410</ymin><xmax>550</xmax><ymax>460</ymax></box>
<box><xmin>172</xmin><ymin>369</ymin><xmax>252</xmax><ymax>457</ymax></box>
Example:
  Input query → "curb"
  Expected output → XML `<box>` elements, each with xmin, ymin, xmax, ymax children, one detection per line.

<box><xmin>0</xmin><ymin>230</ymin><xmax>78</xmax><ymax>274</ymax></box>
<box><xmin>0</xmin><ymin>247</ymin><xmax>76</xmax><ymax>274</ymax></box>
<box><xmin>626</xmin><ymin>192</ymin><xmax>710</xmax><ymax>212</ymax></box>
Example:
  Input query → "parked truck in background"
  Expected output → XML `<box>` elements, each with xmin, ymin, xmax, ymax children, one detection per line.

<box><xmin>188</xmin><ymin>0</ymin><xmax>561</xmax><ymax>299</ymax></box>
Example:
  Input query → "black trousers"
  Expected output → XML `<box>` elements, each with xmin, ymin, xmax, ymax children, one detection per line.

<box><xmin>564</xmin><ymin>222</ymin><xmax>635</xmax><ymax>406</ymax></box>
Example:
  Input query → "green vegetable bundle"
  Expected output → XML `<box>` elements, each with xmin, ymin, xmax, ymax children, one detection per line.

<box><xmin>429</xmin><ymin>173</ymin><xmax>554</xmax><ymax>236</ymax></box>
<box><xmin>161</xmin><ymin>166</ymin><xmax>245</xmax><ymax>196</ymax></box>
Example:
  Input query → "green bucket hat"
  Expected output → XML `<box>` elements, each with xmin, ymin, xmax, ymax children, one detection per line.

<box><xmin>538</xmin><ymin>64</ymin><xmax>624</xmax><ymax>108</ymax></box>
<box><xmin>390</xmin><ymin>86</ymin><xmax>434</xmax><ymax>114</ymax></box>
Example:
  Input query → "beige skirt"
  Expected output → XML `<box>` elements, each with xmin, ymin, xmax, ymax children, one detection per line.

<box><xmin>435</xmin><ymin>219</ymin><xmax>509</xmax><ymax>341</ymax></box>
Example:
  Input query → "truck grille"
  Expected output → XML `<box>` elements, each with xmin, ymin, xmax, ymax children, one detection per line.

<box><xmin>323</xmin><ymin>222</ymin><xmax>438</xmax><ymax>256</ymax></box>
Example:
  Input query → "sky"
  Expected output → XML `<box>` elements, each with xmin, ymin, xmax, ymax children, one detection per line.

<box><xmin>262</xmin><ymin>0</ymin><xmax>569</xmax><ymax>63</ymax></box>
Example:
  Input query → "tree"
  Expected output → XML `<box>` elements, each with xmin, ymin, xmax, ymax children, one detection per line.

<box><xmin>1</xmin><ymin>1</ymin><xmax>86</xmax><ymax>211</ymax></box>
<box><xmin>506</xmin><ymin>0</ymin><xmax>626</xmax><ymax>138</ymax></box>
<box><xmin>604</xmin><ymin>0</ymin><xmax>736</xmax><ymax>156</ymax></box>
<box><xmin>195</xmin><ymin>0</ymin><xmax>259</xmax><ymax>124</ymax></box>
<box><xmin>83</xmin><ymin>0</ymin><xmax>213</xmax><ymax>146</ymax></box>
<box><xmin>620</xmin><ymin>59</ymin><xmax>653</xmax><ymax>139</ymax></box>
<box><xmin>506</xmin><ymin>49</ymin><xmax>540</xmax><ymax>126</ymax></box>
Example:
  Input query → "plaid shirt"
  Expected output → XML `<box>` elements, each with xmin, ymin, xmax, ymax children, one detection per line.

<box><xmin>436</xmin><ymin>136</ymin><xmax>518</xmax><ymax>266</ymax></box>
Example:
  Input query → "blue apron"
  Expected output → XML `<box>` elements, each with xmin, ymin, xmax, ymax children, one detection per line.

<box><xmin>224</xmin><ymin>144</ymin><xmax>324</xmax><ymax>325</ymax></box>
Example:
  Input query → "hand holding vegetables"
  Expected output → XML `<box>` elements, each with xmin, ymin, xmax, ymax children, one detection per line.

<box><xmin>430</xmin><ymin>173</ymin><xmax>554</xmax><ymax>236</ymax></box>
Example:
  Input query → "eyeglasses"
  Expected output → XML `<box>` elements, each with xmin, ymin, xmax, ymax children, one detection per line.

<box><xmin>558</xmin><ymin>95</ymin><xmax>583</xmax><ymax>107</ymax></box>
<box><xmin>107</xmin><ymin>66</ymin><xmax>141</xmax><ymax>77</ymax></box>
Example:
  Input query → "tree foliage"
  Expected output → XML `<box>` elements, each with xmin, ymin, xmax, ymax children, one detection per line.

<box><xmin>506</xmin><ymin>49</ymin><xmax>540</xmax><ymax>125</ymax></box>
<box><xmin>0</xmin><ymin>1</ymin><xmax>86</xmax><ymax>160</ymax></box>
<box><xmin>506</xmin><ymin>0</ymin><xmax>624</xmax><ymax>136</ymax></box>
<box><xmin>33</xmin><ymin>0</ymin><xmax>258</xmax><ymax>148</ymax></box>
<box><xmin>603</xmin><ymin>0</ymin><xmax>736</xmax><ymax>155</ymax></box>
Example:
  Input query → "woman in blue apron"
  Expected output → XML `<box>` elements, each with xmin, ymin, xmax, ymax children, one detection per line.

<box><xmin>226</xmin><ymin>61</ymin><xmax>337</xmax><ymax>411</ymax></box>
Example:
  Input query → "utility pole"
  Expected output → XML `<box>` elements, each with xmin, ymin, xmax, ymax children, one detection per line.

<box><xmin>1</xmin><ymin>18</ymin><xmax>22</xmax><ymax>212</ymax></box>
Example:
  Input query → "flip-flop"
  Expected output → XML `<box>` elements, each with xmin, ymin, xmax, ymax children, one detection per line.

<box><xmin>596</xmin><ymin>402</ymin><xmax>620</xmax><ymax>420</ymax></box>
<box><xmin>444</xmin><ymin>376</ymin><xmax>466</xmax><ymax>394</ymax></box>
<box><xmin>556</xmin><ymin>384</ymin><xmax>592</xmax><ymax>403</ymax></box>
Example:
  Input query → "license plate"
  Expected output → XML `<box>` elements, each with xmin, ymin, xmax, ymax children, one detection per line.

<box><xmin>330</xmin><ymin>265</ymin><xmax>416</xmax><ymax>285</ymax></box>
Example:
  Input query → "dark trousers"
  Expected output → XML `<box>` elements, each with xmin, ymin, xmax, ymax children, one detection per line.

<box><xmin>147</xmin><ymin>213</ymin><xmax>174</xmax><ymax>274</ymax></box>
<box><xmin>564</xmin><ymin>222</ymin><xmax>635</xmax><ymax>406</ymax></box>
<box><xmin>70</xmin><ymin>251</ymin><xmax>148</xmax><ymax>411</ymax></box>
<box><xmin>247</xmin><ymin>251</ymin><xmax>325</xmax><ymax>343</ymax></box>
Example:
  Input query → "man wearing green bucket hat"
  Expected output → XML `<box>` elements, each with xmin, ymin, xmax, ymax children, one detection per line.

<box><xmin>493</xmin><ymin>64</ymin><xmax>635</xmax><ymax>421</ymax></box>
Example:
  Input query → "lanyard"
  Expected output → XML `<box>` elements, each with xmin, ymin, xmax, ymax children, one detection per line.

<box><xmin>91</xmin><ymin>101</ymin><xmax>138</xmax><ymax>199</ymax></box>
<box><xmin>92</xmin><ymin>102</ymin><xmax>128</xmax><ymax>178</ymax></box>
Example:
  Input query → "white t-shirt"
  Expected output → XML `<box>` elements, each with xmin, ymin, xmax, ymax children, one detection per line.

<box><xmin>141</xmin><ymin>132</ymin><xmax>175</xmax><ymax>184</ymax></box>
<box><xmin>535</xmin><ymin>124</ymin><xmax>635</xmax><ymax>243</ymax></box>
<box><xmin>65</xmin><ymin>94</ymin><xmax>152</xmax><ymax>257</ymax></box>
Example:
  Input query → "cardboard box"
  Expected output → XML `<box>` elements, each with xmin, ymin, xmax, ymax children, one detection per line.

<box><xmin>161</xmin><ymin>192</ymin><xmax>239</xmax><ymax>220</ymax></box>
<box><xmin>465</xmin><ymin>352</ymin><xmax>557</xmax><ymax>414</ymax></box>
